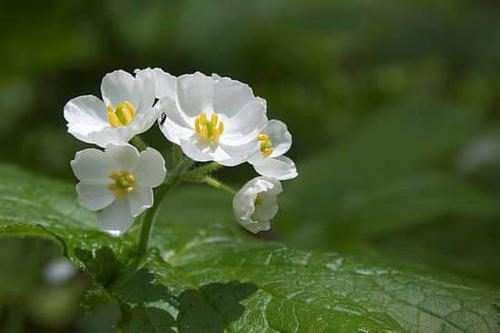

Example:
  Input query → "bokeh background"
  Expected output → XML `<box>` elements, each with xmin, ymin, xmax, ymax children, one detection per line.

<box><xmin>1</xmin><ymin>0</ymin><xmax>500</xmax><ymax>331</ymax></box>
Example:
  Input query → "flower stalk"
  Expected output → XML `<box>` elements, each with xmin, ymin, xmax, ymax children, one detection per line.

<box><xmin>137</xmin><ymin>161</ymin><xmax>235</xmax><ymax>253</ymax></box>
<box><xmin>137</xmin><ymin>175</ymin><xmax>178</xmax><ymax>255</ymax></box>
<box><xmin>200</xmin><ymin>177</ymin><xmax>236</xmax><ymax>195</ymax></box>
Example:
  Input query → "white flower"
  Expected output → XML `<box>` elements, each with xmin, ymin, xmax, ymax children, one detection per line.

<box><xmin>158</xmin><ymin>72</ymin><xmax>267</xmax><ymax>166</ymax></box>
<box><xmin>233</xmin><ymin>176</ymin><xmax>283</xmax><ymax>233</ymax></box>
<box><xmin>248</xmin><ymin>119</ymin><xmax>298</xmax><ymax>180</ymax></box>
<box><xmin>64</xmin><ymin>69</ymin><xmax>159</xmax><ymax>148</ymax></box>
<box><xmin>71</xmin><ymin>143</ymin><xmax>166</xmax><ymax>235</ymax></box>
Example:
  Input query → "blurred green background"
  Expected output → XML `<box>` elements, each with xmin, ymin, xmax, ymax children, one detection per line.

<box><xmin>1</xmin><ymin>0</ymin><xmax>500</xmax><ymax>331</ymax></box>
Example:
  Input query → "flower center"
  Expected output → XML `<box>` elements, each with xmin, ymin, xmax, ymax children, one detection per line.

<box><xmin>257</xmin><ymin>134</ymin><xmax>274</xmax><ymax>157</ymax></box>
<box><xmin>107</xmin><ymin>170</ymin><xmax>136</xmax><ymax>198</ymax></box>
<box><xmin>194</xmin><ymin>112</ymin><xmax>224</xmax><ymax>142</ymax></box>
<box><xmin>107</xmin><ymin>101</ymin><xmax>136</xmax><ymax>128</ymax></box>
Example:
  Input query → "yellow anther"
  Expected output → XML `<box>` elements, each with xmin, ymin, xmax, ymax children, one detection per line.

<box><xmin>195</xmin><ymin>118</ymin><xmax>201</xmax><ymax>133</ymax></box>
<box><xmin>211</xmin><ymin>113</ymin><xmax>218</xmax><ymax>124</ymax></box>
<box><xmin>107</xmin><ymin>106</ymin><xmax>122</xmax><ymax>128</ymax></box>
<box><xmin>212</xmin><ymin>128</ymin><xmax>220</xmax><ymax>142</ymax></box>
<box><xmin>218</xmin><ymin>122</ymin><xmax>224</xmax><ymax>135</ymax></box>
<box><xmin>107</xmin><ymin>169</ymin><xmax>136</xmax><ymax>198</ymax></box>
<box><xmin>200</xmin><ymin>126</ymin><xmax>208</xmax><ymax>141</ymax></box>
<box><xmin>107</xmin><ymin>101</ymin><xmax>136</xmax><ymax>128</ymax></box>
<box><xmin>257</xmin><ymin>133</ymin><xmax>274</xmax><ymax>157</ymax></box>
<box><xmin>200</xmin><ymin>112</ymin><xmax>207</xmax><ymax>123</ymax></box>
<box><xmin>107</xmin><ymin>183</ymin><xmax>118</xmax><ymax>191</ymax></box>
<box><xmin>194</xmin><ymin>112</ymin><xmax>224</xmax><ymax>142</ymax></box>
<box><xmin>262</xmin><ymin>148</ymin><xmax>274</xmax><ymax>157</ymax></box>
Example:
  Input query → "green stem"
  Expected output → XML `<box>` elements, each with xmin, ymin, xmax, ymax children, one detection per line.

<box><xmin>201</xmin><ymin>176</ymin><xmax>236</xmax><ymax>195</ymax></box>
<box><xmin>183</xmin><ymin>162</ymin><xmax>222</xmax><ymax>178</ymax></box>
<box><xmin>137</xmin><ymin>177</ymin><xmax>178</xmax><ymax>254</ymax></box>
<box><xmin>131</xmin><ymin>136</ymin><xmax>148</xmax><ymax>151</ymax></box>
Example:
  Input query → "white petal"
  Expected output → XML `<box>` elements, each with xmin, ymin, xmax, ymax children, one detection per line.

<box><xmin>222</xmin><ymin>98</ymin><xmax>267</xmax><ymax>146</ymax></box>
<box><xmin>264</xmin><ymin>177</ymin><xmax>283</xmax><ymax>196</ymax></box>
<box><xmin>179</xmin><ymin>138</ymin><xmax>219</xmax><ymax>162</ymax></box>
<box><xmin>86</xmin><ymin>126</ymin><xmax>137</xmax><ymax>148</ymax></box>
<box><xmin>135</xmin><ymin>148</ymin><xmax>166</xmax><ymax>187</ymax></box>
<box><xmin>161</xmin><ymin>118</ymin><xmax>193</xmax><ymax>145</ymax></box>
<box><xmin>76</xmin><ymin>179</ymin><xmax>115</xmax><ymax>211</ymax></box>
<box><xmin>128</xmin><ymin>185</ymin><xmax>153</xmax><ymax>217</ymax></box>
<box><xmin>253</xmin><ymin>187</ymin><xmax>281</xmax><ymax>222</ymax></box>
<box><xmin>64</xmin><ymin>95</ymin><xmax>108</xmax><ymax>143</ymax></box>
<box><xmin>217</xmin><ymin>155</ymin><xmax>250</xmax><ymax>167</ymax></box>
<box><xmin>133</xmin><ymin>69</ymin><xmax>156</xmax><ymax>114</ymax></box>
<box><xmin>130</xmin><ymin>107</ymin><xmax>160</xmax><ymax>135</ymax></box>
<box><xmin>251</xmin><ymin>178</ymin><xmax>282</xmax><ymax>228</ymax></box>
<box><xmin>71</xmin><ymin>149</ymin><xmax>117</xmax><ymax>181</ymax></box>
<box><xmin>261</xmin><ymin>119</ymin><xmax>292</xmax><ymax>157</ymax></box>
<box><xmin>153</xmin><ymin>68</ymin><xmax>177</xmax><ymax>99</ymax></box>
<box><xmin>252</xmin><ymin>156</ymin><xmax>298</xmax><ymax>180</ymax></box>
<box><xmin>177</xmin><ymin>135</ymin><xmax>257</xmax><ymax>166</ymax></box>
<box><xmin>233</xmin><ymin>183</ymin><xmax>258</xmax><ymax>220</ymax></box>
<box><xmin>158</xmin><ymin>97</ymin><xmax>193</xmax><ymax>145</ymax></box>
<box><xmin>242</xmin><ymin>220</ymin><xmax>270</xmax><ymax>234</ymax></box>
<box><xmin>101</xmin><ymin>70</ymin><xmax>138</xmax><ymax>107</ymax></box>
<box><xmin>232</xmin><ymin>176</ymin><xmax>282</xmax><ymax>234</ymax></box>
<box><xmin>105</xmin><ymin>143</ymin><xmax>140</xmax><ymax>171</ymax></box>
<box><xmin>213</xmin><ymin>76</ymin><xmax>254</xmax><ymax>118</ymax></box>
<box><xmin>136</xmin><ymin>68</ymin><xmax>177</xmax><ymax>100</ymax></box>
<box><xmin>98</xmin><ymin>198</ymin><xmax>135</xmax><ymax>235</ymax></box>
<box><xmin>218</xmin><ymin>141</ymin><xmax>260</xmax><ymax>166</ymax></box>
<box><xmin>177</xmin><ymin>72</ymin><xmax>214</xmax><ymax>117</ymax></box>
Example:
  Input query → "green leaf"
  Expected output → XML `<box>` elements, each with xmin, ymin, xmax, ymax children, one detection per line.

<box><xmin>1</xmin><ymin>163</ymin><xmax>500</xmax><ymax>332</ymax></box>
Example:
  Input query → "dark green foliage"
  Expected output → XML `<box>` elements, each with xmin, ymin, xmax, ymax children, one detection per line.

<box><xmin>1</xmin><ymin>164</ymin><xmax>500</xmax><ymax>332</ymax></box>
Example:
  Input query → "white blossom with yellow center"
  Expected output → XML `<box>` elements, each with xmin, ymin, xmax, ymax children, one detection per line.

<box><xmin>71</xmin><ymin>143</ymin><xmax>166</xmax><ymax>235</ymax></box>
<box><xmin>64</xmin><ymin>69</ymin><xmax>175</xmax><ymax>148</ymax></box>
<box><xmin>233</xmin><ymin>176</ymin><xmax>282</xmax><ymax>233</ymax></box>
<box><xmin>157</xmin><ymin>72</ymin><xmax>267</xmax><ymax>166</ymax></box>
<box><xmin>248</xmin><ymin>119</ymin><xmax>298</xmax><ymax>180</ymax></box>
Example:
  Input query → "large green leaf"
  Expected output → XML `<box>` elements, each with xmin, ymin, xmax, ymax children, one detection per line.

<box><xmin>0</xmin><ymin>163</ymin><xmax>499</xmax><ymax>332</ymax></box>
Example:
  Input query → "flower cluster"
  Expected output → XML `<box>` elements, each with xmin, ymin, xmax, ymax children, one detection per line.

<box><xmin>65</xmin><ymin>69</ymin><xmax>297</xmax><ymax>238</ymax></box>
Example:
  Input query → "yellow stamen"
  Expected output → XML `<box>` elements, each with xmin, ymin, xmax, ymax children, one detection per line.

<box><xmin>257</xmin><ymin>133</ymin><xmax>274</xmax><ymax>157</ymax></box>
<box><xmin>195</xmin><ymin>118</ymin><xmax>201</xmax><ymax>133</ymax></box>
<box><xmin>107</xmin><ymin>183</ymin><xmax>118</xmax><ymax>191</ymax></box>
<box><xmin>193</xmin><ymin>112</ymin><xmax>224</xmax><ymax>142</ymax></box>
<box><xmin>107</xmin><ymin>169</ymin><xmax>136</xmax><ymax>198</ymax></box>
<box><xmin>262</xmin><ymin>148</ymin><xmax>274</xmax><ymax>157</ymax></box>
<box><xmin>211</xmin><ymin>113</ymin><xmax>218</xmax><ymax>124</ymax></box>
<box><xmin>107</xmin><ymin>101</ymin><xmax>136</xmax><ymax>128</ymax></box>
<box><xmin>212</xmin><ymin>128</ymin><xmax>220</xmax><ymax>142</ymax></box>
<box><xmin>200</xmin><ymin>112</ymin><xmax>207</xmax><ymax>123</ymax></box>
<box><xmin>201</xmin><ymin>126</ymin><xmax>208</xmax><ymax>141</ymax></box>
